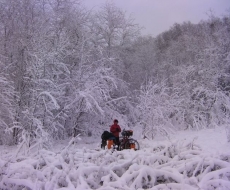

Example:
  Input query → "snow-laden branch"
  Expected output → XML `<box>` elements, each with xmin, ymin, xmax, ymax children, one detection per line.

<box><xmin>1</xmin><ymin>137</ymin><xmax>230</xmax><ymax>190</ymax></box>
<box><xmin>38</xmin><ymin>91</ymin><xmax>60</xmax><ymax>109</ymax></box>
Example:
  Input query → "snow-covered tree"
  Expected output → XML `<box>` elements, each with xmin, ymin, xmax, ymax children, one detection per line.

<box><xmin>0</xmin><ymin>74</ymin><xmax>16</xmax><ymax>145</ymax></box>
<box><xmin>91</xmin><ymin>2</ymin><xmax>140</xmax><ymax>58</ymax></box>
<box><xmin>137</xmin><ymin>81</ymin><xmax>183</xmax><ymax>139</ymax></box>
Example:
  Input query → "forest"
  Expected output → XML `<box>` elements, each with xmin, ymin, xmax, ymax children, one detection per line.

<box><xmin>0</xmin><ymin>0</ymin><xmax>230</xmax><ymax>147</ymax></box>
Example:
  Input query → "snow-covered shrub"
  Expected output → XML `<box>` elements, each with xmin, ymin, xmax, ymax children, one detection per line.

<box><xmin>1</xmin><ymin>137</ymin><xmax>230</xmax><ymax>190</ymax></box>
<box><xmin>137</xmin><ymin>81</ymin><xmax>181</xmax><ymax>139</ymax></box>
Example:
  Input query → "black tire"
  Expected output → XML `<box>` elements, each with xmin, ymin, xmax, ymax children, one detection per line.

<box><xmin>118</xmin><ymin>139</ymin><xmax>125</xmax><ymax>151</ymax></box>
<box><xmin>124</xmin><ymin>139</ymin><xmax>140</xmax><ymax>151</ymax></box>
<box><xmin>101</xmin><ymin>139</ymin><xmax>106</xmax><ymax>149</ymax></box>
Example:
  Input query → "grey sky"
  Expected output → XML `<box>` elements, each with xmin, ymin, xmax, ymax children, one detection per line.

<box><xmin>82</xmin><ymin>0</ymin><xmax>230</xmax><ymax>36</ymax></box>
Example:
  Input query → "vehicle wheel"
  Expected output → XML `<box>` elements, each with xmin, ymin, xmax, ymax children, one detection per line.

<box><xmin>101</xmin><ymin>140</ymin><xmax>106</xmax><ymax>149</ymax></box>
<box><xmin>118</xmin><ymin>142</ymin><xmax>124</xmax><ymax>151</ymax></box>
<box><xmin>124</xmin><ymin>139</ymin><xmax>140</xmax><ymax>150</ymax></box>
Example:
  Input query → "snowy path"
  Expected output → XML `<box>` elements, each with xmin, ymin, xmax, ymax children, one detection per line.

<box><xmin>0</xmin><ymin>127</ymin><xmax>230</xmax><ymax>190</ymax></box>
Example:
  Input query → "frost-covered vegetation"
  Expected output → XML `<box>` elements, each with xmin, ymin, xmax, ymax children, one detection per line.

<box><xmin>0</xmin><ymin>0</ymin><xmax>230</xmax><ymax>189</ymax></box>
<box><xmin>0</xmin><ymin>128</ymin><xmax>230</xmax><ymax>190</ymax></box>
<box><xmin>0</xmin><ymin>0</ymin><xmax>229</xmax><ymax>145</ymax></box>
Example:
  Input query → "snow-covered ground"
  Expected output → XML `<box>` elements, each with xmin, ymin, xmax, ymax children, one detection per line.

<box><xmin>1</xmin><ymin>127</ymin><xmax>230</xmax><ymax>190</ymax></box>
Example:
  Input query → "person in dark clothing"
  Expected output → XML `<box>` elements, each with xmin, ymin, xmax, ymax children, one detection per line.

<box><xmin>110</xmin><ymin>119</ymin><xmax>121</xmax><ymax>146</ymax></box>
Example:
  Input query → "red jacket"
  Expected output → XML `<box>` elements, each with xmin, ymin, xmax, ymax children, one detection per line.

<box><xmin>110</xmin><ymin>123</ymin><xmax>121</xmax><ymax>137</ymax></box>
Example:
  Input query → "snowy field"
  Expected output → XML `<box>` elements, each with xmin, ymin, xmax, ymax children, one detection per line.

<box><xmin>1</xmin><ymin>127</ymin><xmax>230</xmax><ymax>190</ymax></box>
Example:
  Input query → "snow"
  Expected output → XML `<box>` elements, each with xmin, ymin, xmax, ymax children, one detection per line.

<box><xmin>170</xmin><ymin>127</ymin><xmax>229</xmax><ymax>155</ymax></box>
<box><xmin>1</xmin><ymin>126</ymin><xmax>230</xmax><ymax>190</ymax></box>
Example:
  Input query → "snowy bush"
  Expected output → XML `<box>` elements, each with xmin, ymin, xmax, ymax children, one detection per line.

<box><xmin>137</xmin><ymin>81</ymin><xmax>181</xmax><ymax>139</ymax></box>
<box><xmin>1</xmin><ymin>136</ymin><xmax>230</xmax><ymax>190</ymax></box>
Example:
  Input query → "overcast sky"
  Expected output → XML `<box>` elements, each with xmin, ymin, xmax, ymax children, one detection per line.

<box><xmin>82</xmin><ymin>0</ymin><xmax>230</xmax><ymax>37</ymax></box>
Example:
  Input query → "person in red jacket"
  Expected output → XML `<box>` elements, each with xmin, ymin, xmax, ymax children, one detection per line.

<box><xmin>110</xmin><ymin>119</ymin><xmax>121</xmax><ymax>145</ymax></box>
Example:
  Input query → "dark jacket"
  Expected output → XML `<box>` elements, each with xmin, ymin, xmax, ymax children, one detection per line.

<box><xmin>110</xmin><ymin>123</ymin><xmax>121</xmax><ymax>137</ymax></box>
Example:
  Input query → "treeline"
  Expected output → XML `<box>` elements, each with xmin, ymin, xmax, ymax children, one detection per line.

<box><xmin>130</xmin><ymin>15</ymin><xmax>230</xmax><ymax>139</ymax></box>
<box><xmin>0</xmin><ymin>0</ymin><xmax>229</xmax><ymax>146</ymax></box>
<box><xmin>0</xmin><ymin>0</ymin><xmax>140</xmax><ymax>146</ymax></box>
